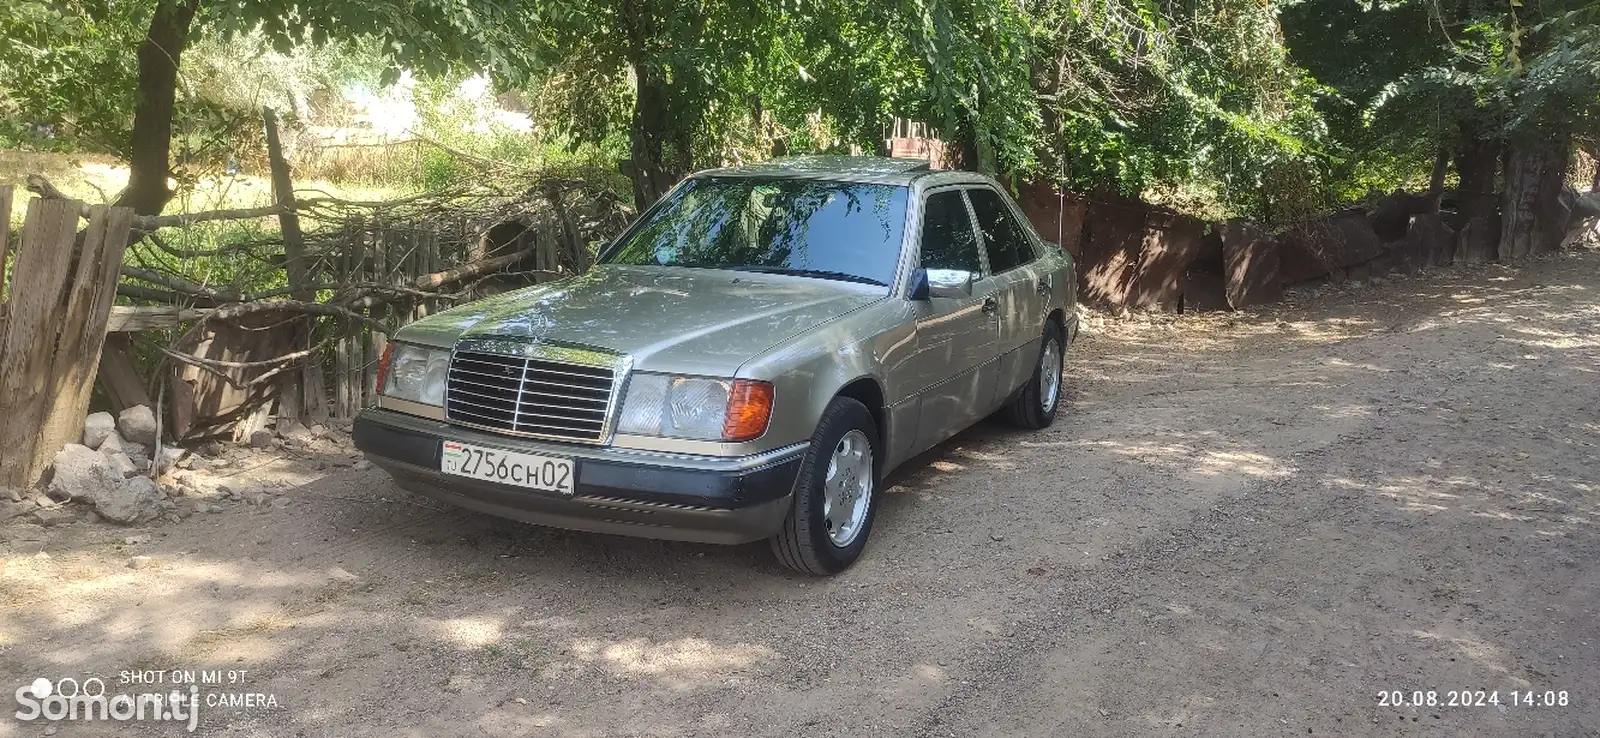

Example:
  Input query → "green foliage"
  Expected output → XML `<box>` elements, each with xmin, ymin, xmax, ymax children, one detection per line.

<box><xmin>0</xmin><ymin>0</ymin><xmax>148</xmax><ymax>153</ymax></box>
<box><xmin>1284</xmin><ymin>0</ymin><xmax>1599</xmax><ymax>200</ymax></box>
<box><xmin>1027</xmin><ymin>0</ymin><xmax>1330</xmax><ymax>217</ymax></box>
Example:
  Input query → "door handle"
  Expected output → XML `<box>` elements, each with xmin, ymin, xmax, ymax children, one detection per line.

<box><xmin>982</xmin><ymin>296</ymin><xmax>998</xmax><ymax>315</ymax></box>
<box><xmin>1036</xmin><ymin>278</ymin><xmax>1051</xmax><ymax>297</ymax></box>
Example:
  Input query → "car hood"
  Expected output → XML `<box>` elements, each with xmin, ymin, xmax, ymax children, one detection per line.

<box><xmin>396</xmin><ymin>265</ymin><xmax>884</xmax><ymax>375</ymax></box>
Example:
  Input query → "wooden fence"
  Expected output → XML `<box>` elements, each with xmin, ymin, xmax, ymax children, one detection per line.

<box><xmin>0</xmin><ymin>188</ymin><xmax>136</xmax><ymax>488</ymax></box>
<box><xmin>164</xmin><ymin>214</ymin><xmax>567</xmax><ymax>440</ymax></box>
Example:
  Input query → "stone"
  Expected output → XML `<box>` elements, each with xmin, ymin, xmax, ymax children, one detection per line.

<box><xmin>240</xmin><ymin>488</ymin><xmax>269</xmax><ymax>506</ymax></box>
<box><xmin>49</xmin><ymin>444</ymin><xmax>117</xmax><ymax>501</ymax></box>
<box><xmin>187</xmin><ymin>456</ymin><xmax>212</xmax><ymax>472</ymax></box>
<box><xmin>277</xmin><ymin>421</ymin><xmax>313</xmax><ymax>444</ymax></box>
<box><xmin>127</xmin><ymin>555</ymin><xmax>155</xmax><ymax>570</ymax></box>
<box><xmin>249</xmin><ymin>429</ymin><xmax>274</xmax><ymax>448</ymax></box>
<box><xmin>308</xmin><ymin>424</ymin><xmax>329</xmax><ymax>439</ymax></box>
<box><xmin>272</xmin><ymin>497</ymin><xmax>292</xmax><ymax>509</ymax></box>
<box><xmin>131</xmin><ymin>455</ymin><xmax>151</xmax><ymax>474</ymax></box>
<box><xmin>32</xmin><ymin>507</ymin><xmax>79</xmax><ymax>527</ymax></box>
<box><xmin>116</xmin><ymin>405</ymin><xmax>159</xmax><ymax>447</ymax></box>
<box><xmin>171</xmin><ymin>498</ymin><xmax>200</xmax><ymax>519</ymax></box>
<box><xmin>1221</xmin><ymin>218</ymin><xmax>1282</xmax><ymax>309</ymax></box>
<box><xmin>90</xmin><ymin>476</ymin><xmax>165</xmax><ymax>525</ymax></box>
<box><xmin>353</xmin><ymin>459</ymin><xmax>373</xmax><ymax>472</ymax></box>
<box><xmin>106</xmin><ymin>453</ymin><xmax>139</xmax><ymax>478</ymax></box>
<box><xmin>155</xmin><ymin>446</ymin><xmax>187</xmax><ymax>474</ymax></box>
<box><xmin>82</xmin><ymin>412</ymin><xmax>117</xmax><ymax>449</ymax></box>
<box><xmin>98</xmin><ymin>432</ymin><xmax>126</xmax><ymax>456</ymax></box>
<box><xmin>328</xmin><ymin>567</ymin><xmax>360</xmax><ymax>583</ymax></box>
<box><xmin>197</xmin><ymin>442</ymin><xmax>222</xmax><ymax>457</ymax></box>
<box><xmin>207</xmin><ymin>504</ymin><xmax>225</xmax><ymax>514</ymax></box>
<box><xmin>123</xmin><ymin>534</ymin><xmax>151</xmax><ymax>545</ymax></box>
<box><xmin>3</xmin><ymin>487</ymin><xmax>21</xmax><ymax>503</ymax></box>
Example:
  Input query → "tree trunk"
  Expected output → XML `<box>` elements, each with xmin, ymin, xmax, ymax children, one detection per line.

<box><xmin>1454</xmin><ymin>138</ymin><xmax>1500</xmax><ymax>223</ymax></box>
<box><xmin>1499</xmin><ymin>137</ymin><xmax>1571</xmax><ymax>260</ymax></box>
<box><xmin>116</xmin><ymin>0</ymin><xmax>201</xmax><ymax>217</ymax></box>
<box><xmin>627</xmin><ymin>64</ymin><xmax>695</xmax><ymax>210</ymax></box>
<box><xmin>1426</xmin><ymin>147</ymin><xmax>1450</xmax><ymax>213</ymax></box>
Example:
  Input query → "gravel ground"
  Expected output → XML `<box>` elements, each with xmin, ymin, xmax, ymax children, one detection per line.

<box><xmin>3</xmin><ymin>248</ymin><xmax>1597</xmax><ymax>737</ymax></box>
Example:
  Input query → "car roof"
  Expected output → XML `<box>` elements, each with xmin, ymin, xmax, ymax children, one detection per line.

<box><xmin>695</xmin><ymin>156</ymin><xmax>992</xmax><ymax>187</ymax></box>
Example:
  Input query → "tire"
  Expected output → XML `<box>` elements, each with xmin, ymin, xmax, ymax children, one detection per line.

<box><xmin>770</xmin><ymin>397</ymin><xmax>881</xmax><ymax>575</ymax></box>
<box><xmin>1003</xmin><ymin>319</ymin><xmax>1065</xmax><ymax>430</ymax></box>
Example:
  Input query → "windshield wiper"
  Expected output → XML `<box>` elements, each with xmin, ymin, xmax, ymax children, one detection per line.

<box><xmin>729</xmin><ymin>266</ymin><xmax>887</xmax><ymax>286</ymax></box>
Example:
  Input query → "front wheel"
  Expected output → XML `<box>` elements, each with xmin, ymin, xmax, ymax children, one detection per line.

<box><xmin>1003</xmin><ymin>319</ymin><xmax>1065</xmax><ymax>430</ymax></box>
<box><xmin>771</xmin><ymin>397</ymin><xmax>880</xmax><ymax>575</ymax></box>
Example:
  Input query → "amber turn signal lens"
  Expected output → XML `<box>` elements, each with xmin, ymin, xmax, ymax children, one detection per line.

<box><xmin>722</xmin><ymin>380</ymin><xmax>775</xmax><ymax>442</ymax></box>
<box><xmin>374</xmin><ymin>343</ymin><xmax>394</xmax><ymax>395</ymax></box>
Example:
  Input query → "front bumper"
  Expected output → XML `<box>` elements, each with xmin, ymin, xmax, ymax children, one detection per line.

<box><xmin>353</xmin><ymin>409</ymin><xmax>803</xmax><ymax>544</ymax></box>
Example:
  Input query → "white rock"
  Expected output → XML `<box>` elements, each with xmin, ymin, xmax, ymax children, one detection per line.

<box><xmin>90</xmin><ymin>476</ymin><xmax>165</xmax><ymax>525</ymax></box>
<box><xmin>127</xmin><ymin>555</ymin><xmax>155</xmax><ymax>570</ymax></box>
<box><xmin>49</xmin><ymin>444</ymin><xmax>116</xmax><ymax>501</ymax></box>
<box><xmin>353</xmin><ymin>459</ymin><xmax>373</xmax><ymax>471</ymax></box>
<box><xmin>328</xmin><ymin>567</ymin><xmax>360</xmax><ymax>583</ymax></box>
<box><xmin>83</xmin><ymin>412</ymin><xmax>117</xmax><ymax>449</ymax></box>
<box><xmin>107</xmin><ymin>453</ymin><xmax>139</xmax><ymax>478</ymax></box>
<box><xmin>155</xmin><ymin>446</ymin><xmax>187</xmax><ymax>474</ymax></box>
<box><xmin>123</xmin><ymin>534</ymin><xmax>151</xmax><ymax>545</ymax></box>
<box><xmin>99</xmin><ymin>432</ymin><xmax>126</xmax><ymax>456</ymax></box>
<box><xmin>277</xmin><ymin>420</ymin><xmax>313</xmax><ymax>443</ymax></box>
<box><xmin>116</xmin><ymin>405</ymin><xmax>159</xmax><ymax>446</ymax></box>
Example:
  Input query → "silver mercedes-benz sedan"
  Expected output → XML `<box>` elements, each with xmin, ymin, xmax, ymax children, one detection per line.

<box><xmin>354</xmin><ymin>156</ymin><xmax>1078</xmax><ymax>574</ymax></box>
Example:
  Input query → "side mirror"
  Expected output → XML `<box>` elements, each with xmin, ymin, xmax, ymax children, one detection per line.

<box><xmin>909</xmin><ymin>268</ymin><xmax>930</xmax><ymax>300</ymax></box>
<box><xmin>925</xmin><ymin>268</ymin><xmax>975</xmax><ymax>299</ymax></box>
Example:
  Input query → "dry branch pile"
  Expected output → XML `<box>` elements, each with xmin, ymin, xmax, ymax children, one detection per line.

<box><xmin>24</xmin><ymin>168</ymin><xmax>632</xmax><ymax>439</ymax></box>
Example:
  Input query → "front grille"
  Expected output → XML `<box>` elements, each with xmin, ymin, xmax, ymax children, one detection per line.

<box><xmin>445</xmin><ymin>349</ymin><xmax>618</xmax><ymax>443</ymax></box>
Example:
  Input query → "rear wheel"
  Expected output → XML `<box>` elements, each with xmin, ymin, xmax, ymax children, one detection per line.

<box><xmin>771</xmin><ymin>397</ymin><xmax>880</xmax><ymax>575</ymax></box>
<box><xmin>1003</xmin><ymin>319</ymin><xmax>1065</xmax><ymax>430</ymax></box>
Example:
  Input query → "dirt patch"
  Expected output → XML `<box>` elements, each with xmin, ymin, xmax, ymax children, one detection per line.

<box><xmin>3</xmin><ymin>250</ymin><xmax>1597</xmax><ymax>737</ymax></box>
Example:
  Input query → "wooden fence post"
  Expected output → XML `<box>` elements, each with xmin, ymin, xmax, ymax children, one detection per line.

<box><xmin>0</xmin><ymin>198</ymin><xmax>82</xmax><ymax>487</ymax></box>
<box><xmin>0</xmin><ymin>198</ymin><xmax>134</xmax><ymax>488</ymax></box>
<box><xmin>34</xmin><ymin>205</ymin><xmax>135</xmax><ymax>479</ymax></box>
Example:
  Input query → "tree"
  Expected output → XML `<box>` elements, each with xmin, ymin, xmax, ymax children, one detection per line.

<box><xmin>1284</xmin><ymin>0</ymin><xmax>1599</xmax><ymax>254</ymax></box>
<box><xmin>109</xmin><ymin>0</ymin><xmax>534</xmax><ymax>216</ymax></box>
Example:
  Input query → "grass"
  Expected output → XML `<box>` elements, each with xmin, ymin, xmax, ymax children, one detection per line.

<box><xmin>1</xmin><ymin>149</ymin><xmax>406</xmax><ymax>227</ymax></box>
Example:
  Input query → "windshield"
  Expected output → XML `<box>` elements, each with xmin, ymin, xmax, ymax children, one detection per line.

<box><xmin>601</xmin><ymin>177</ymin><xmax>909</xmax><ymax>287</ymax></box>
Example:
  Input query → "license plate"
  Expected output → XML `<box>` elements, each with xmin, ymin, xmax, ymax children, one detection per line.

<box><xmin>440</xmin><ymin>441</ymin><xmax>575</xmax><ymax>495</ymax></box>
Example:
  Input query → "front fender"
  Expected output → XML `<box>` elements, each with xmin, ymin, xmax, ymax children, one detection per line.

<box><xmin>737</xmin><ymin>301</ymin><xmax>917</xmax><ymax>463</ymax></box>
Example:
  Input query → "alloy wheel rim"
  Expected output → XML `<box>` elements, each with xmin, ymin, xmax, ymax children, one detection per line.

<box><xmin>1040</xmin><ymin>337</ymin><xmax>1062</xmax><ymax>412</ymax></box>
<box><xmin>822</xmin><ymin>429</ymin><xmax>873</xmax><ymax>547</ymax></box>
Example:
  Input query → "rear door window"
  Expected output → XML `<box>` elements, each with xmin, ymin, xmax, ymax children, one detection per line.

<box><xmin>968</xmin><ymin>187</ymin><xmax>1035</xmax><ymax>274</ymax></box>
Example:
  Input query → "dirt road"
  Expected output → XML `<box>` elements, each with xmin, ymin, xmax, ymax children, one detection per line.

<box><xmin>4</xmin><ymin>250</ymin><xmax>1598</xmax><ymax>737</ymax></box>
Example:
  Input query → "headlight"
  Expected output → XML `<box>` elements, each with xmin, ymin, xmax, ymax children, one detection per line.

<box><xmin>616</xmin><ymin>374</ymin><xmax>773</xmax><ymax>441</ymax></box>
<box><xmin>380</xmin><ymin>343</ymin><xmax>450</xmax><ymax>406</ymax></box>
